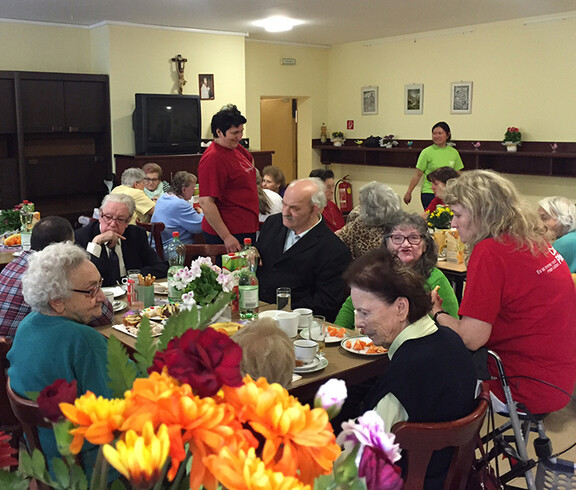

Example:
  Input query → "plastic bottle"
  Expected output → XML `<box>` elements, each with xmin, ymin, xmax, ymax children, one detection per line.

<box><xmin>241</xmin><ymin>238</ymin><xmax>258</xmax><ymax>273</ymax></box>
<box><xmin>166</xmin><ymin>232</ymin><xmax>186</xmax><ymax>303</ymax></box>
<box><xmin>19</xmin><ymin>200</ymin><xmax>34</xmax><ymax>251</ymax></box>
<box><xmin>238</xmin><ymin>267</ymin><xmax>259</xmax><ymax>319</ymax></box>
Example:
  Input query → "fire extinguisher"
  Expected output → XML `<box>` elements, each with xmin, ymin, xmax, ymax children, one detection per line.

<box><xmin>336</xmin><ymin>175</ymin><xmax>353</xmax><ymax>213</ymax></box>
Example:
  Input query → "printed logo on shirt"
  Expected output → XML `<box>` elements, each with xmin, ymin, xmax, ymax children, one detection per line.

<box><xmin>536</xmin><ymin>247</ymin><xmax>564</xmax><ymax>275</ymax></box>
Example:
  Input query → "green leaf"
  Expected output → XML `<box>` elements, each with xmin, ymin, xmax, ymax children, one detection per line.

<box><xmin>24</xmin><ymin>390</ymin><xmax>40</xmax><ymax>401</ymax></box>
<box><xmin>157</xmin><ymin>308</ymin><xmax>199</xmax><ymax>351</ymax></box>
<box><xmin>197</xmin><ymin>292</ymin><xmax>234</xmax><ymax>329</ymax></box>
<box><xmin>52</xmin><ymin>457</ymin><xmax>70</xmax><ymax>487</ymax></box>
<box><xmin>110</xmin><ymin>479</ymin><xmax>127</xmax><ymax>490</ymax></box>
<box><xmin>134</xmin><ymin>316</ymin><xmax>157</xmax><ymax>374</ymax></box>
<box><xmin>107</xmin><ymin>335</ymin><xmax>138</xmax><ymax>397</ymax></box>
<box><xmin>69</xmin><ymin>463</ymin><xmax>88</xmax><ymax>490</ymax></box>
<box><xmin>0</xmin><ymin>471</ymin><xmax>29</xmax><ymax>490</ymax></box>
<box><xmin>31</xmin><ymin>449</ymin><xmax>48</xmax><ymax>478</ymax></box>
<box><xmin>18</xmin><ymin>450</ymin><xmax>33</xmax><ymax>475</ymax></box>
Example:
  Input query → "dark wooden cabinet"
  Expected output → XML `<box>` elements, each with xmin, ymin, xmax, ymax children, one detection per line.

<box><xmin>0</xmin><ymin>71</ymin><xmax>112</xmax><ymax>220</ymax></box>
<box><xmin>313</xmin><ymin>139</ymin><xmax>576</xmax><ymax>178</ymax></box>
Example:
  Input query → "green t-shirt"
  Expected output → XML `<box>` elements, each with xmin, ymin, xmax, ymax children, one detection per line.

<box><xmin>416</xmin><ymin>145</ymin><xmax>464</xmax><ymax>194</ymax></box>
<box><xmin>334</xmin><ymin>267</ymin><xmax>459</xmax><ymax>328</ymax></box>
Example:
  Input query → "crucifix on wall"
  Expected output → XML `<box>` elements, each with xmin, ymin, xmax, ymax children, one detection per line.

<box><xmin>171</xmin><ymin>54</ymin><xmax>188</xmax><ymax>94</ymax></box>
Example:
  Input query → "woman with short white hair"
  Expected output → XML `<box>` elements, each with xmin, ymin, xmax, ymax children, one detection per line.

<box><xmin>7</xmin><ymin>242</ymin><xmax>112</xmax><ymax>476</ymax></box>
<box><xmin>538</xmin><ymin>196</ymin><xmax>576</xmax><ymax>272</ymax></box>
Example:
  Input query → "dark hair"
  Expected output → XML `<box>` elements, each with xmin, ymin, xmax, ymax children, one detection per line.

<box><xmin>171</xmin><ymin>171</ymin><xmax>197</xmax><ymax>197</ymax></box>
<box><xmin>432</xmin><ymin>121</ymin><xmax>451</xmax><ymax>141</ymax></box>
<box><xmin>255</xmin><ymin>169</ymin><xmax>272</xmax><ymax>215</ymax></box>
<box><xmin>210</xmin><ymin>104</ymin><xmax>247</xmax><ymax>138</ymax></box>
<box><xmin>309</xmin><ymin>169</ymin><xmax>335</xmax><ymax>182</ymax></box>
<box><xmin>382</xmin><ymin>212</ymin><xmax>437</xmax><ymax>277</ymax></box>
<box><xmin>427</xmin><ymin>166</ymin><xmax>459</xmax><ymax>183</ymax></box>
<box><xmin>262</xmin><ymin>165</ymin><xmax>286</xmax><ymax>190</ymax></box>
<box><xmin>30</xmin><ymin>216</ymin><xmax>74</xmax><ymax>251</ymax></box>
<box><xmin>344</xmin><ymin>248</ymin><xmax>432</xmax><ymax>324</ymax></box>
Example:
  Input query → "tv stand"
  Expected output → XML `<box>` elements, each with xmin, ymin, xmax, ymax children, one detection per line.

<box><xmin>114</xmin><ymin>151</ymin><xmax>274</xmax><ymax>184</ymax></box>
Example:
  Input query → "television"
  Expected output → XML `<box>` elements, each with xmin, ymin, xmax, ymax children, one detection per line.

<box><xmin>133</xmin><ymin>94</ymin><xmax>201</xmax><ymax>155</ymax></box>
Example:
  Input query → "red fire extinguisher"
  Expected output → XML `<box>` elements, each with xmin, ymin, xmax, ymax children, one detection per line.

<box><xmin>336</xmin><ymin>175</ymin><xmax>353</xmax><ymax>213</ymax></box>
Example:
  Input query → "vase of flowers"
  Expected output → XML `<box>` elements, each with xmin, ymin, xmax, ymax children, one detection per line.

<box><xmin>502</xmin><ymin>126</ymin><xmax>522</xmax><ymax>152</ymax></box>
<box><xmin>380</xmin><ymin>135</ymin><xmax>399</xmax><ymax>149</ymax></box>
<box><xmin>331</xmin><ymin>131</ymin><xmax>345</xmax><ymax>147</ymax></box>
<box><xmin>427</xmin><ymin>205</ymin><xmax>454</xmax><ymax>230</ymax></box>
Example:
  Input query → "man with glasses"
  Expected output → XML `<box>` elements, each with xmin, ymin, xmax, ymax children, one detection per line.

<box><xmin>110</xmin><ymin>167</ymin><xmax>155</xmax><ymax>224</ymax></box>
<box><xmin>75</xmin><ymin>193</ymin><xmax>168</xmax><ymax>287</ymax></box>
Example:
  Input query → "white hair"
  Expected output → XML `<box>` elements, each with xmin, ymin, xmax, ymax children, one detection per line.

<box><xmin>121</xmin><ymin>167</ymin><xmax>146</xmax><ymax>187</ymax></box>
<box><xmin>359</xmin><ymin>181</ymin><xmax>401</xmax><ymax>226</ymax></box>
<box><xmin>101</xmin><ymin>193</ymin><xmax>136</xmax><ymax>217</ymax></box>
<box><xmin>288</xmin><ymin>177</ymin><xmax>327</xmax><ymax>211</ymax></box>
<box><xmin>539</xmin><ymin>196</ymin><xmax>576</xmax><ymax>236</ymax></box>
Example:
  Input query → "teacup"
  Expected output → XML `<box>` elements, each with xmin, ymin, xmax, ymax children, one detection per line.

<box><xmin>294</xmin><ymin>339</ymin><xmax>318</xmax><ymax>365</ymax></box>
<box><xmin>293</xmin><ymin>308</ymin><xmax>313</xmax><ymax>328</ymax></box>
<box><xmin>104</xmin><ymin>291</ymin><xmax>115</xmax><ymax>306</ymax></box>
<box><xmin>276</xmin><ymin>311</ymin><xmax>299</xmax><ymax>338</ymax></box>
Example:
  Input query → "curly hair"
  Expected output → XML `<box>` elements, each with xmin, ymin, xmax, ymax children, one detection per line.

<box><xmin>344</xmin><ymin>248</ymin><xmax>432</xmax><ymax>324</ymax></box>
<box><xmin>170</xmin><ymin>171</ymin><xmax>197</xmax><ymax>198</ymax></box>
<box><xmin>22</xmin><ymin>242</ymin><xmax>90</xmax><ymax>314</ymax></box>
<box><xmin>444</xmin><ymin>169</ymin><xmax>547</xmax><ymax>253</ymax></box>
<box><xmin>382</xmin><ymin>212</ymin><xmax>437</xmax><ymax>277</ymax></box>
<box><xmin>358</xmin><ymin>181</ymin><xmax>401</xmax><ymax>227</ymax></box>
<box><xmin>538</xmin><ymin>196</ymin><xmax>576</xmax><ymax>237</ymax></box>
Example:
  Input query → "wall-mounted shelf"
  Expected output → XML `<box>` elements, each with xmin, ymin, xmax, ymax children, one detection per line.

<box><xmin>312</xmin><ymin>139</ymin><xmax>576</xmax><ymax>178</ymax></box>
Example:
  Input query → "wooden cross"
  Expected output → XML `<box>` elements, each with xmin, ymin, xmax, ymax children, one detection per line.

<box><xmin>171</xmin><ymin>54</ymin><xmax>188</xmax><ymax>94</ymax></box>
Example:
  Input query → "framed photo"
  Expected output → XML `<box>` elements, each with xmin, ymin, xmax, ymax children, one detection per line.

<box><xmin>199</xmin><ymin>74</ymin><xmax>215</xmax><ymax>100</ymax></box>
<box><xmin>361</xmin><ymin>86</ymin><xmax>378</xmax><ymax>115</ymax></box>
<box><xmin>451</xmin><ymin>81</ymin><xmax>473</xmax><ymax>114</ymax></box>
<box><xmin>404</xmin><ymin>83</ymin><xmax>423</xmax><ymax>115</ymax></box>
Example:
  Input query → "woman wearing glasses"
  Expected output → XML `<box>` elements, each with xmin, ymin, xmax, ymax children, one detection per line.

<box><xmin>335</xmin><ymin>212</ymin><xmax>458</xmax><ymax>328</ymax></box>
<box><xmin>142</xmin><ymin>162</ymin><xmax>171</xmax><ymax>201</ymax></box>
<box><xmin>7</xmin><ymin>242</ymin><xmax>112</xmax><ymax>478</ymax></box>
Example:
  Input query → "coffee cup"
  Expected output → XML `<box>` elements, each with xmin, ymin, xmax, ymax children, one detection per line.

<box><xmin>293</xmin><ymin>308</ymin><xmax>313</xmax><ymax>328</ymax></box>
<box><xmin>104</xmin><ymin>290</ymin><xmax>115</xmax><ymax>306</ymax></box>
<box><xmin>276</xmin><ymin>311</ymin><xmax>299</xmax><ymax>338</ymax></box>
<box><xmin>294</xmin><ymin>339</ymin><xmax>318</xmax><ymax>365</ymax></box>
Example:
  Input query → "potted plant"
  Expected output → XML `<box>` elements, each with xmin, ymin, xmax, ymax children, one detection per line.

<box><xmin>331</xmin><ymin>131</ymin><xmax>345</xmax><ymax>147</ymax></box>
<box><xmin>502</xmin><ymin>127</ymin><xmax>522</xmax><ymax>152</ymax></box>
<box><xmin>380</xmin><ymin>135</ymin><xmax>399</xmax><ymax>149</ymax></box>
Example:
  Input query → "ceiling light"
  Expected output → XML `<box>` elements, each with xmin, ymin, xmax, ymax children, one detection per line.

<box><xmin>254</xmin><ymin>16</ymin><xmax>303</xmax><ymax>33</ymax></box>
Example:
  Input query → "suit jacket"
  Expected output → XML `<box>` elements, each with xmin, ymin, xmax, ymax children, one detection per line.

<box><xmin>75</xmin><ymin>222</ymin><xmax>168</xmax><ymax>287</ymax></box>
<box><xmin>256</xmin><ymin>214</ymin><xmax>351</xmax><ymax>322</ymax></box>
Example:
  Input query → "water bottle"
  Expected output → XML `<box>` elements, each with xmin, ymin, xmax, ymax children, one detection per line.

<box><xmin>241</xmin><ymin>238</ymin><xmax>258</xmax><ymax>273</ymax></box>
<box><xmin>166</xmin><ymin>232</ymin><xmax>186</xmax><ymax>303</ymax></box>
<box><xmin>20</xmin><ymin>200</ymin><xmax>34</xmax><ymax>251</ymax></box>
<box><xmin>238</xmin><ymin>267</ymin><xmax>259</xmax><ymax>319</ymax></box>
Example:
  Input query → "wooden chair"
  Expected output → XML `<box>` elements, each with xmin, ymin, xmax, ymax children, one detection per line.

<box><xmin>136</xmin><ymin>220</ymin><xmax>166</xmax><ymax>260</ymax></box>
<box><xmin>391</xmin><ymin>381</ymin><xmax>490</xmax><ymax>490</ymax></box>
<box><xmin>184</xmin><ymin>244</ymin><xmax>227</xmax><ymax>266</ymax></box>
<box><xmin>0</xmin><ymin>337</ymin><xmax>21</xmax><ymax>469</ymax></box>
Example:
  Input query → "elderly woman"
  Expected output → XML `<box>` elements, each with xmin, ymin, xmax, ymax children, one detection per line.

<box><xmin>256</xmin><ymin>169</ymin><xmax>283</xmax><ymax>225</ymax></box>
<box><xmin>338</xmin><ymin>181</ymin><xmax>401</xmax><ymax>260</ymax></box>
<box><xmin>261</xmin><ymin>165</ymin><xmax>286</xmax><ymax>195</ymax></box>
<box><xmin>309</xmin><ymin>169</ymin><xmax>346</xmax><ymax>233</ymax></box>
<box><xmin>111</xmin><ymin>167</ymin><xmax>155</xmax><ymax>224</ymax></box>
<box><xmin>232</xmin><ymin>318</ymin><xmax>295</xmax><ymax>388</ymax></box>
<box><xmin>345</xmin><ymin>248</ymin><xmax>476</xmax><ymax>487</ymax></box>
<box><xmin>7</xmin><ymin>242</ymin><xmax>111</xmax><ymax>475</ymax></box>
<box><xmin>142</xmin><ymin>162</ymin><xmax>171</xmax><ymax>201</ymax></box>
<box><xmin>538</xmin><ymin>196</ymin><xmax>576</xmax><ymax>272</ymax></box>
<box><xmin>431</xmin><ymin>170</ymin><xmax>576</xmax><ymax>414</ymax></box>
<box><xmin>151</xmin><ymin>171</ymin><xmax>204</xmax><ymax>246</ymax></box>
<box><xmin>336</xmin><ymin>212</ymin><xmax>459</xmax><ymax>327</ymax></box>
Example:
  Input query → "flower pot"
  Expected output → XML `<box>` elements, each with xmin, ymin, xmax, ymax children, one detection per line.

<box><xmin>333</xmin><ymin>140</ymin><xmax>343</xmax><ymax>147</ymax></box>
<box><xmin>504</xmin><ymin>142</ymin><xmax>518</xmax><ymax>152</ymax></box>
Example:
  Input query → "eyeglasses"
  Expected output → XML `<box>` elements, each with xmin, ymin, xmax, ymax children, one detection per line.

<box><xmin>71</xmin><ymin>278</ymin><xmax>104</xmax><ymax>298</ymax></box>
<box><xmin>100</xmin><ymin>213</ymin><xmax>130</xmax><ymax>225</ymax></box>
<box><xmin>144</xmin><ymin>177</ymin><xmax>160</xmax><ymax>182</ymax></box>
<box><xmin>387</xmin><ymin>234</ymin><xmax>423</xmax><ymax>245</ymax></box>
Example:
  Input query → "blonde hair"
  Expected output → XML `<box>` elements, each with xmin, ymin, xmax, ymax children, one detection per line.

<box><xmin>444</xmin><ymin>170</ymin><xmax>547</xmax><ymax>254</ymax></box>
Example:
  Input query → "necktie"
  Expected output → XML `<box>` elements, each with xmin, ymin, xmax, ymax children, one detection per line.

<box><xmin>108</xmin><ymin>246</ymin><xmax>121</xmax><ymax>284</ymax></box>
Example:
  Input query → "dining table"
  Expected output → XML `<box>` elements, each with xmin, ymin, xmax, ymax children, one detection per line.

<box><xmin>437</xmin><ymin>259</ymin><xmax>467</xmax><ymax>303</ymax></box>
<box><xmin>95</xmin><ymin>285</ymin><xmax>390</xmax><ymax>404</ymax></box>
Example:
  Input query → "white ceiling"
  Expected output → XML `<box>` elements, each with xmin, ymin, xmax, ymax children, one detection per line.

<box><xmin>1</xmin><ymin>0</ymin><xmax>575</xmax><ymax>46</ymax></box>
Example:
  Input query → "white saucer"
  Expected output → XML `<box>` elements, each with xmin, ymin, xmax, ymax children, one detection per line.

<box><xmin>294</xmin><ymin>356</ymin><xmax>328</xmax><ymax>373</ymax></box>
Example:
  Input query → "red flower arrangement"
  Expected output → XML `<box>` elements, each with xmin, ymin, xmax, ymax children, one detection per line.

<box><xmin>37</xmin><ymin>379</ymin><xmax>77</xmax><ymax>422</ymax></box>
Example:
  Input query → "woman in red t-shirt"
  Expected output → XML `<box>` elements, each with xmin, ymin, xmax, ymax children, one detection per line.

<box><xmin>430</xmin><ymin>169</ymin><xmax>576</xmax><ymax>414</ymax></box>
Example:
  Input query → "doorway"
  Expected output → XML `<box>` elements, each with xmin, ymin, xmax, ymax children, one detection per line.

<box><xmin>260</xmin><ymin>98</ymin><xmax>297</xmax><ymax>183</ymax></box>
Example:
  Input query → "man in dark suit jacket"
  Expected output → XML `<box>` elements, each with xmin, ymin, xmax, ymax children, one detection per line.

<box><xmin>256</xmin><ymin>178</ymin><xmax>351</xmax><ymax>322</ymax></box>
<box><xmin>75</xmin><ymin>194</ymin><xmax>168</xmax><ymax>286</ymax></box>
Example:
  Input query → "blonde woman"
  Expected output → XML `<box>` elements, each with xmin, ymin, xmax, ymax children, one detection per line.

<box><xmin>431</xmin><ymin>170</ymin><xmax>576</xmax><ymax>414</ymax></box>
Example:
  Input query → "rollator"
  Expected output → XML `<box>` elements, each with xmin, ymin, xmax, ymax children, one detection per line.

<box><xmin>482</xmin><ymin>350</ymin><xmax>576</xmax><ymax>490</ymax></box>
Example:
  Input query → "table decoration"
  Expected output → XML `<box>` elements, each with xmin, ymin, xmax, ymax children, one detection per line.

<box><xmin>502</xmin><ymin>126</ymin><xmax>522</xmax><ymax>152</ymax></box>
<box><xmin>379</xmin><ymin>135</ymin><xmax>398</xmax><ymax>149</ymax></box>
<box><xmin>330</xmin><ymin>131</ymin><xmax>345</xmax><ymax>147</ymax></box>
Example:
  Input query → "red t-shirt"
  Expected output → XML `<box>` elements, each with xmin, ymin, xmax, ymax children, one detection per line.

<box><xmin>322</xmin><ymin>200</ymin><xmax>346</xmax><ymax>233</ymax></box>
<box><xmin>459</xmin><ymin>237</ymin><xmax>576</xmax><ymax>413</ymax></box>
<box><xmin>425</xmin><ymin>196</ymin><xmax>444</xmax><ymax>214</ymax></box>
<box><xmin>198</xmin><ymin>143</ymin><xmax>259</xmax><ymax>235</ymax></box>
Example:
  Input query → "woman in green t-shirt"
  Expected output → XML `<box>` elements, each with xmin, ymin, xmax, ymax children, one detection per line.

<box><xmin>404</xmin><ymin>121</ymin><xmax>464</xmax><ymax>209</ymax></box>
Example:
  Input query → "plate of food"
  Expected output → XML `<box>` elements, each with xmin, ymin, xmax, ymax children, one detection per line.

<box><xmin>154</xmin><ymin>282</ymin><xmax>169</xmax><ymax>295</ymax></box>
<box><xmin>300</xmin><ymin>325</ymin><xmax>350</xmax><ymax>344</ymax></box>
<box><xmin>112</xmin><ymin>304</ymin><xmax>181</xmax><ymax>338</ymax></box>
<box><xmin>341</xmin><ymin>336</ymin><xmax>388</xmax><ymax>356</ymax></box>
<box><xmin>209</xmin><ymin>321</ymin><xmax>244</xmax><ymax>337</ymax></box>
<box><xmin>294</xmin><ymin>356</ymin><xmax>329</xmax><ymax>373</ymax></box>
<box><xmin>102</xmin><ymin>286</ymin><xmax>125</xmax><ymax>298</ymax></box>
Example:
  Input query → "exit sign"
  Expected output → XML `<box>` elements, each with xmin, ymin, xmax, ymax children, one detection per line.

<box><xmin>347</xmin><ymin>120</ymin><xmax>354</xmax><ymax>130</ymax></box>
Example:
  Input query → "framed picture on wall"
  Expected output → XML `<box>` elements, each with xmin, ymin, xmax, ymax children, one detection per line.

<box><xmin>361</xmin><ymin>86</ymin><xmax>378</xmax><ymax>115</ymax></box>
<box><xmin>451</xmin><ymin>81</ymin><xmax>473</xmax><ymax>114</ymax></box>
<box><xmin>404</xmin><ymin>83</ymin><xmax>423</xmax><ymax>115</ymax></box>
<box><xmin>199</xmin><ymin>74</ymin><xmax>215</xmax><ymax>100</ymax></box>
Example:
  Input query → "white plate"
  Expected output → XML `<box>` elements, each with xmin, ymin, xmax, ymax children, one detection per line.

<box><xmin>102</xmin><ymin>286</ymin><xmax>125</xmax><ymax>298</ymax></box>
<box><xmin>112</xmin><ymin>321</ymin><xmax>164</xmax><ymax>338</ymax></box>
<box><xmin>300</xmin><ymin>327</ymin><xmax>350</xmax><ymax>344</ymax></box>
<box><xmin>341</xmin><ymin>336</ymin><xmax>389</xmax><ymax>356</ymax></box>
<box><xmin>154</xmin><ymin>282</ymin><xmax>168</xmax><ymax>295</ymax></box>
<box><xmin>113</xmin><ymin>300</ymin><xmax>128</xmax><ymax>312</ymax></box>
<box><xmin>294</xmin><ymin>356</ymin><xmax>329</xmax><ymax>373</ymax></box>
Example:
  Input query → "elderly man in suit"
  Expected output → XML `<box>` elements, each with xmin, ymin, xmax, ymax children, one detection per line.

<box><xmin>75</xmin><ymin>193</ymin><xmax>168</xmax><ymax>287</ymax></box>
<box><xmin>256</xmin><ymin>178</ymin><xmax>352</xmax><ymax>322</ymax></box>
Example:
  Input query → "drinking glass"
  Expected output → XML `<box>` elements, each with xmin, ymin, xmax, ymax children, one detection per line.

<box><xmin>276</xmin><ymin>287</ymin><xmax>292</xmax><ymax>311</ymax></box>
<box><xmin>309</xmin><ymin>315</ymin><xmax>326</xmax><ymax>355</ymax></box>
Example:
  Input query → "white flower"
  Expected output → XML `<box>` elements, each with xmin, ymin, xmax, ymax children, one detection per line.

<box><xmin>314</xmin><ymin>379</ymin><xmax>347</xmax><ymax>418</ymax></box>
<box><xmin>217</xmin><ymin>272</ymin><xmax>234</xmax><ymax>293</ymax></box>
<box><xmin>181</xmin><ymin>291</ymin><xmax>196</xmax><ymax>310</ymax></box>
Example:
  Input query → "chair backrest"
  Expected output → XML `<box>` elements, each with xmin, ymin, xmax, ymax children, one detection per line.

<box><xmin>184</xmin><ymin>244</ymin><xmax>227</xmax><ymax>266</ymax></box>
<box><xmin>136</xmin><ymin>220</ymin><xmax>166</xmax><ymax>260</ymax></box>
<box><xmin>0</xmin><ymin>337</ymin><xmax>19</xmax><ymax>429</ymax></box>
<box><xmin>392</xmin><ymin>381</ymin><xmax>490</xmax><ymax>490</ymax></box>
